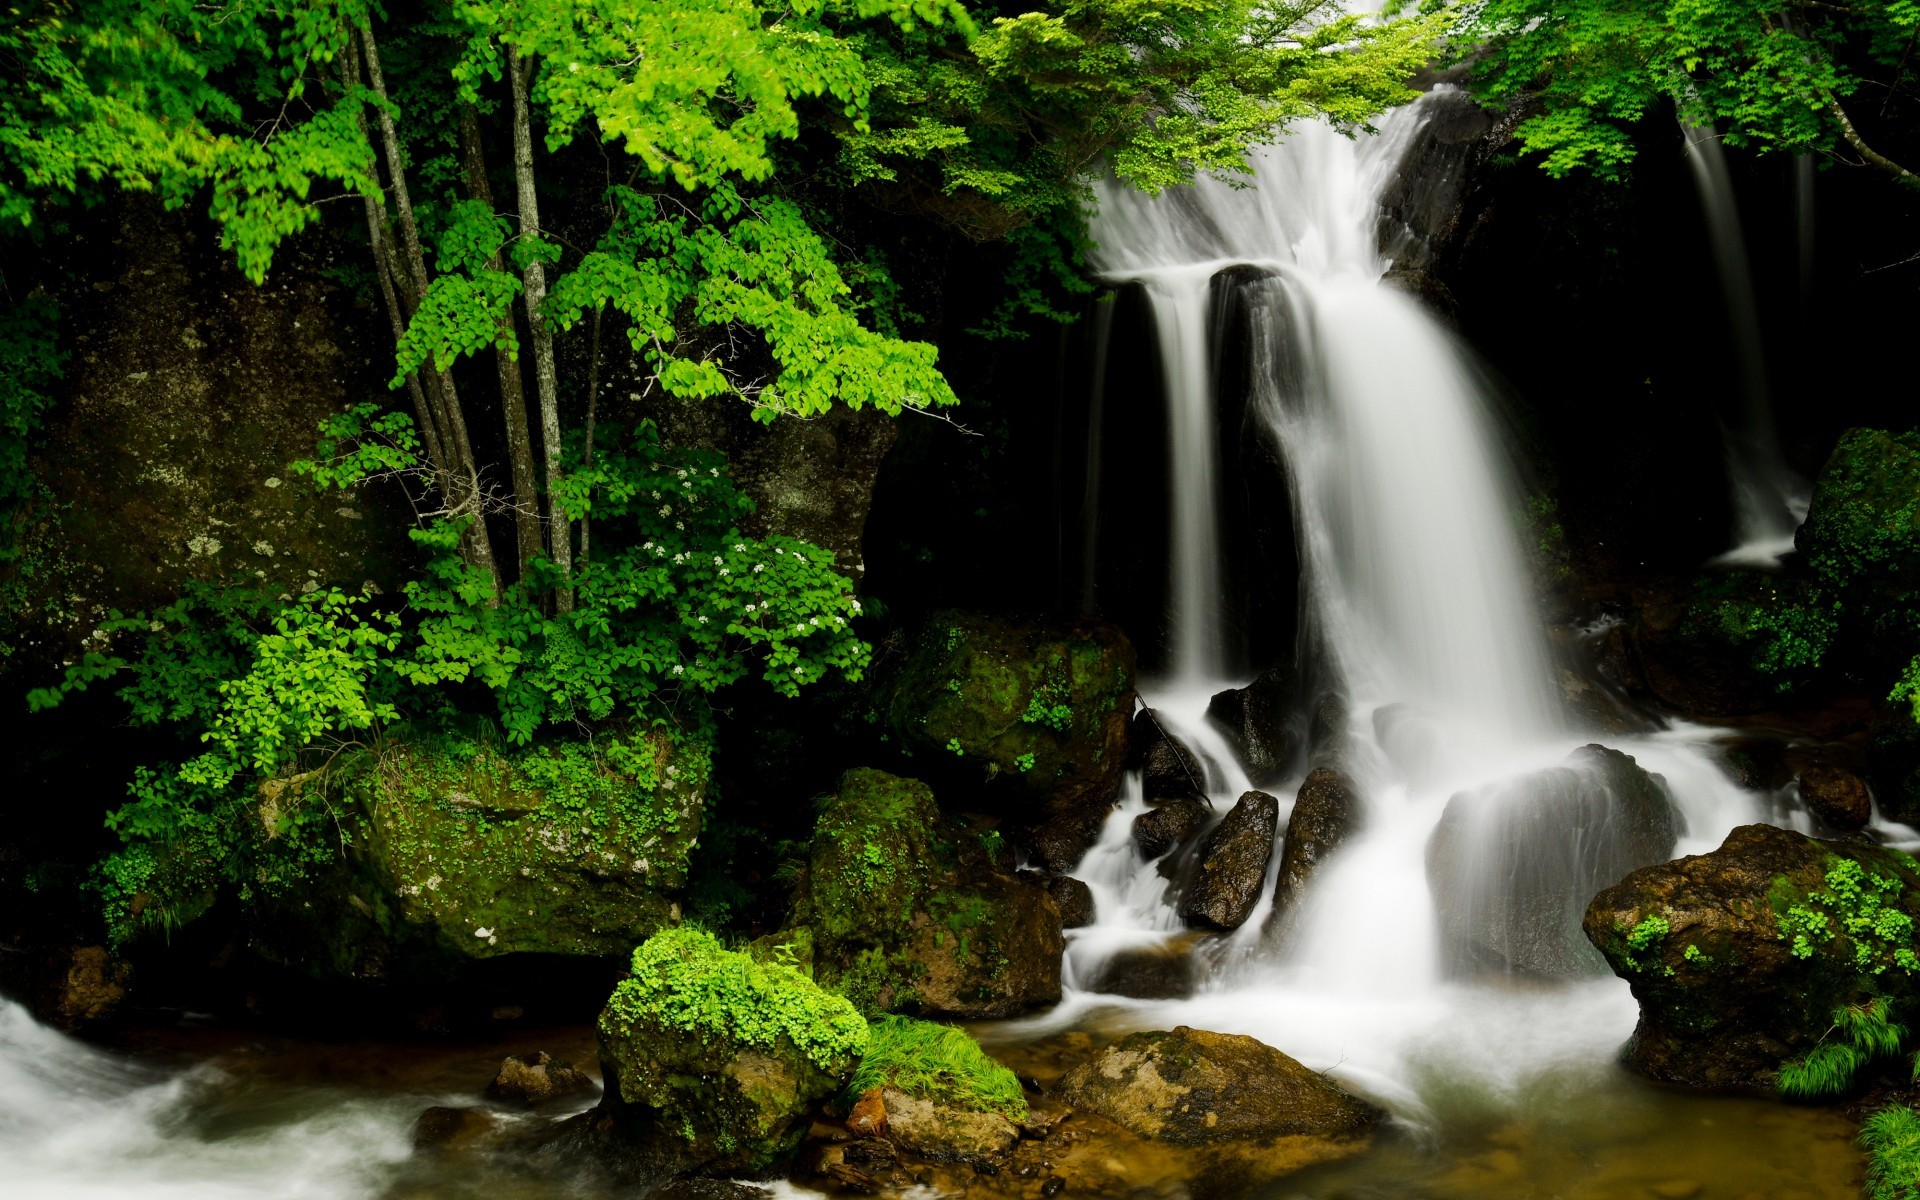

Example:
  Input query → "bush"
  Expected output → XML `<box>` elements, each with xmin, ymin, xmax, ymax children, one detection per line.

<box><xmin>844</xmin><ymin>1014</ymin><xmax>1027</xmax><ymax>1120</ymax></box>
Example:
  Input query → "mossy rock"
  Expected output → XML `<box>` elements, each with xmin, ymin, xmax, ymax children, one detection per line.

<box><xmin>595</xmin><ymin>927</ymin><xmax>867</xmax><ymax>1175</ymax></box>
<box><xmin>1798</xmin><ymin>428</ymin><xmax>1920</xmax><ymax>609</ymax></box>
<box><xmin>252</xmin><ymin>728</ymin><xmax>706</xmax><ymax>980</ymax></box>
<box><xmin>1627</xmin><ymin>571</ymin><xmax>1834</xmax><ymax>716</ymax></box>
<box><xmin>793</xmin><ymin>768</ymin><xmax>1063</xmax><ymax>1019</ymax></box>
<box><xmin>1585</xmin><ymin>823</ymin><xmax>1920</xmax><ymax>1091</ymax></box>
<box><xmin>872</xmin><ymin>611</ymin><xmax>1135</xmax><ymax>822</ymax></box>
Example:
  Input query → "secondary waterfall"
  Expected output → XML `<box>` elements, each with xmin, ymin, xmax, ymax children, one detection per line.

<box><xmin>1044</xmin><ymin>90</ymin><xmax>1768</xmax><ymax>1119</ymax></box>
<box><xmin>1681</xmin><ymin>124</ymin><xmax>1810</xmax><ymax>566</ymax></box>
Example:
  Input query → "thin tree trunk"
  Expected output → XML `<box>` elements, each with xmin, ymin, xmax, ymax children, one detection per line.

<box><xmin>580</xmin><ymin>302</ymin><xmax>604</xmax><ymax>570</ymax></box>
<box><xmin>458</xmin><ymin>100</ymin><xmax>544</xmax><ymax>580</ymax></box>
<box><xmin>506</xmin><ymin>44</ymin><xmax>573</xmax><ymax>611</ymax></box>
<box><xmin>1826</xmin><ymin>94</ymin><xmax>1920</xmax><ymax>188</ymax></box>
<box><xmin>360</xmin><ymin>24</ymin><xmax>501</xmax><ymax>592</ymax></box>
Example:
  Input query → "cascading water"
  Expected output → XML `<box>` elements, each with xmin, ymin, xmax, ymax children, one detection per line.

<box><xmin>1036</xmin><ymin>90</ymin><xmax>1775</xmax><ymax>1122</ymax></box>
<box><xmin>1681</xmin><ymin>124</ymin><xmax>1811</xmax><ymax>567</ymax></box>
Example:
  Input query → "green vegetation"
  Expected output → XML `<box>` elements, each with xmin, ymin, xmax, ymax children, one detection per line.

<box><xmin>1620</xmin><ymin>911</ymin><xmax>1671</xmax><ymax>972</ymax></box>
<box><xmin>844</xmin><ymin>1014</ymin><xmax>1028</xmax><ymax>1120</ymax></box>
<box><xmin>1777</xmin><ymin>997</ymin><xmax>1907</xmax><ymax>1098</ymax></box>
<box><xmin>1776</xmin><ymin>857</ymin><xmax>1920</xmax><ymax>975</ymax></box>
<box><xmin>1863</xmin><ymin>1105</ymin><xmax>1920</xmax><ymax>1200</ymax></box>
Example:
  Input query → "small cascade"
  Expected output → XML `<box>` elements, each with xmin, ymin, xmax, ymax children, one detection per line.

<box><xmin>1680</xmin><ymin>123</ymin><xmax>1811</xmax><ymax>566</ymax></box>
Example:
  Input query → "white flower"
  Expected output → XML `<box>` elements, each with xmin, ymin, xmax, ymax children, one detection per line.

<box><xmin>474</xmin><ymin>927</ymin><xmax>494</xmax><ymax>939</ymax></box>
<box><xmin>753</xmin><ymin>564</ymin><xmax>765</xmax><ymax>573</ymax></box>
<box><xmin>793</xmin><ymin>666</ymin><xmax>805</xmax><ymax>675</ymax></box>
<box><xmin>744</xmin><ymin>603</ymin><xmax>756</xmax><ymax>612</ymax></box>
<box><xmin>675</xmin><ymin>521</ymin><xmax>684</xmax><ymax>530</ymax></box>
<box><xmin>659</xmin><ymin>504</ymin><xmax>672</xmax><ymax>516</ymax></box>
<box><xmin>809</xmin><ymin>617</ymin><xmax>820</xmax><ymax>626</ymax></box>
<box><xmin>709</xmin><ymin>467</ymin><xmax>719</xmax><ymax>476</ymax></box>
<box><xmin>673</xmin><ymin>664</ymin><xmax>685</xmax><ymax>674</ymax></box>
<box><xmin>733</xmin><ymin>543</ymin><xmax>746</xmax><ymax>552</ymax></box>
<box><xmin>697</xmin><ymin>615</ymin><xmax>708</xmax><ymax>624</ymax></box>
<box><xmin>677</xmin><ymin>469</ymin><xmax>688</xmax><ymax>480</ymax></box>
<box><xmin>719</xmin><ymin>567</ymin><xmax>730</xmax><ymax>576</ymax></box>
<box><xmin>713</xmin><ymin>556</ymin><xmax>724</xmax><ymax>566</ymax></box>
<box><xmin>643</xmin><ymin>541</ymin><xmax>654</xmax><ymax>550</ymax></box>
<box><xmin>775</xmin><ymin>547</ymin><xmax>784</xmax><ymax>555</ymax></box>
<box><xmin>651</xmin><ymin>491</ymin><xmax>661</xmax><ymax>500</ymax></box>
<box><xmin>795</xmin><ymin>624</ymin><xmax>808</xmax><ymax>633</ymax></box>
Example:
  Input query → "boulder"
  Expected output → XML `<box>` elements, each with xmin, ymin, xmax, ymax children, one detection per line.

<box><xmin>1080</xmin><ymin>939</ymin><xmax>1199</xmax><ymax>1000</ymax></box>
<box><xmin>1025</xmin><ymin>805</ymin><xmax>1110</xmax><ymax>874</ymax></box>
<box><xmin>1797</xmin><ymin>428</ymin><xmax>1920</xmax><ymax>610</ymax></box>
<box><xmin>1206</xmin><ymin>668</ymin><xmax>1297</xmax><ymax>787</ymax></box>
<box><xmin>1132</xmin><ymin>796</ymin><xmax>1209</xmax><ymax>861</ymax></box>
<box><xmin>487</xmin><ymin>1052</ymin><xmax>600</xmax><ymax>1106</ymax></box>
<box><xmin>1135</xmin><ymin>710</ymin><xmax>1207</xmax><ymax>803</ymax></box>
<box><xmin>38</xmin><ymin>945</ymin><xmax>131</xmax><ymax>1030</ymax></box>
<box><xmin>1798</xmin><ymin>765</ymin><xmax>1872</xmax><ymax>831</ymax></box>
<box><xmin>1045</xmin><ymin>877</ymin><xmax>1096</xmax><ymax>930</ymax></box>
<box><xmin>1053</xmin><ymin>1027</ymin><xmax>1379</xmax><ymax>1154</ymax></box>
<box><xmin>413</xmin><ymin>1106</ymin><xmax>499</xmax><ymax>1153</ymax></box>
<box><xmin>1274</xmin><ymin>768</ymin><xmax>1362</xmax><ymax>911</ymax></box>
<box><xmin>1428</xmin><ymin>745</ymin><xmax>1679</xmax><ymax>976</ymax></box>
<box><xmin>1180</xmin><ymin>792</ymin><xmax>1279</xmax><ymax>930</ymax></box>
<box><xmin>595</xmin><ymin>926</ymin><xmax>867</xmax><ymax>1174</ymax></box>
<box><xmin>1625</xmin><ymin>572</ymin><xmax>1833</xmax><ymax>717</ymax></box>
<box><xmin>880</xmin><ymin>1087</ymin><xmax>1019</xmax><ymax>1164</ymax></box>
<box><xmin>1307</xmin><ymin>693</ymin><xmax>1351</xmax><ymax>768</ymax></box>
<box><xmin>794</xmin><ymin>769</ymin><xmax>1063</xmax><ymax>1018</ymax></box>
<box><xmin>1585</xmin><ymin>823</ymin><xmax>1920</xmax><ymax>1090</ymax></box>
<box><xmin>872</xmin><ymin>612</ymin><xmax>1135</xmax><ymax>867</ymax></box>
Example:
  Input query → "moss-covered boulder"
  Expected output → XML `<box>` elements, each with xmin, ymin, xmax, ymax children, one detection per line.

<box><xmin>253</xmin><ymin>728</ymin><xmax>707</xmax><ymax>980</ymax></box>
<box><xmin>872</xmin><ymin>612</ymin><xmax>1135</xmax><ymax>868</ymax></box>
<box><xmin>842</xmin><ymin>1015</ymin><xmax>1027</xmax><ymax>1164</ymax></box>
<box><xmin>792</xmin><ymin>768</ymin><xmax>1063</xmax><ymax>1018</ymax></box>
<box><xmin>1798</xmin><ymin>428</ymin><xmax>1920</xmax><ymax>610</ymax></box>
<box><xmin>1585</xmin><ymin>823</ymin><xmax>1920</xmax><ymax>1091</ymax></box>
<box><xmin>595</xmin><ymin>927</ymin><xmax>868</xmax><ymax>1175</ymax></box>
<box><xmin>1625</xmin><ymin>571</ymin><xmax>1835</xmax><ymax>717</ymax></box>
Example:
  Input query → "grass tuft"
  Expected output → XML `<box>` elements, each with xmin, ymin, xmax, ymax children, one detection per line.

<box><xmin>843</xmin><ymin>1015</ymin><xmax>1028</xmax><ymax>1120</ymax></box>
<box><xmin>1863</xmin><ymin>1105</ymin><xmax>1920</xmax><ymax>1200</ymax></box>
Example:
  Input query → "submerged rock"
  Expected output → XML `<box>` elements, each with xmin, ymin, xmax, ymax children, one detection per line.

<box><xmin>793</xmin><ymin>769</ymin><xmax>1063</xmax><ymax>1018</ymax></box>
<box><xmin>1206</xmin><ymin>668</ymin><xmax>1298</xmax><ymax>788</ymax></box>
<box><xmin>1428</xmin><ymin>744</ymin><xmax>1679</xmax><ymax>976</ymax></box>
<box><xmin>487</xmin><ymin>1052</ymin><xmax>599</xmax><ymax>1106</ymax></box>
<box><xmin>1054</xmin><ymin>1026</ymin><xmax>1380</xmax><ymax>1143</ymax></box>
<box><xmin>413</xmin><ymin>1106</ymin><xmax>499</xmax><ymax>1153</ymax></box>
<box><xmin>1132</xmin><ymin>796</ymin><xmax>1209</xmax><ymax>861</ymax></box>
<box><xmin>879</xmin><ymin>1087</ymin><xmax>1020</xmax><ymax>1164</ymax></box>
<box><xmin>1081</xmin><ymin>939</ymin><xmax>1199</xmax><ymax>1000</ymax></box>
<box><xmin>1044</xmin><ymin>876</ymin><xmax>1096</xmax><ymax>929</ymax></box>
<box><xmin>1181</xmin><ymin>791</ymin><xmax>1279</xmax><ymax>930</ymax></box>
<box><xmin>1274</xmin><ymin>768</ymin><xmax>1362</xmax><ymax>912</ymax></box>
<box><xmin>1798</xmin><ymin>764</ymin><xmax>1872</xmax><ymax>831</ymax></box>
<box><xmin>1586</xmin><ymin>823</ymin><xmax>1920</xmax><ymax>1090</ymax></box>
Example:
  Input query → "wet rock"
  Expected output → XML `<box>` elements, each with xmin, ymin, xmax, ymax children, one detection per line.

<box><xmin>1274</xmin><ymin>768</ymin><xmax>1362</xmax><ymax>912</ymax></box>
<box><xmin>1025</xmin><ymin>805</ymin><xmax>1109</xmax><ymax>875</ymax></box>
<box><xmin>487</xmin><ymin>1051</ymin><xmax>600</xmax><ymax>1105</ymax></box>
<box><xmin>1798</xmin><ymin>764</ymin><xmax>1872</xmax><ymax>831</ymax></box>
<box><xmin>847</xmin><ymin>1087</ymin><xmax>889</xmax><ymax>1137</ymax></box>
<box><xmin>413</xmin><ymin>1106</ymin><xmax>499</xmax><ymax>1152</ymax></box>
<box><xmin>1586</xmin><ymin>823</ymin><xmax>1920</xmax><ymax>1090</ymax></box>
<box><xmin>1081</xmin><ymin>939</ymin><xmax>1199</xmax><ymax>1000</ymax></box>
<box><xmin>1180</xmin><ymin>791</ymin><xmax>1279</xmax><ymax>930</ymax></box>
<box><xmin>1798</xmin><ymin>428</ymin><xmax>1920</xmax><ymax>612</ymax></box>
<box><xmin>1626</xmin><ymin>572</ymin><xmax>1830</xmax><ymax>717</ymax></box>
<box><xmin>1135</xmin><ymin>710</ymin><xmax>1207</xmax><ymax>803</ymax></box>
<box><xmin>881</xmin><ymin>1087</ymin><xmax>1020</xmax><ymax>1163</ymax></box>
<box><xmin>39</xmin><ymin>945</ymin><xmax>131</xmax><ymax>1030</ymax></box>
<box><xmin>1132</xmin><ymin>796</ymin><xmax>1209</xmax><ymax>860</ymax></box>
<box><xmin>1206</xmin><ymin>667</ymin><xmax>1297</xmax><ymax>787</ymax></box>
<box><xmin>1719</xmin><ymin>737</ymin><xmax>1791</xmax><ymax>791</ymax></box>
<box><xmin>1053</xmin><ymin>1026</ymin><xmax>1382</xmax><ymax>1144</ymax></box>
<box><xmin>1044</xmin><ymin>877</ymin><xmax>1096</xmax><ymax>929</ymax></box>
<box><xmin>1429</xmin><ymin>744</ymin><xmax>1680</xmax><ymax>976</ymax></box>
<box><xmin>1307</xmin><ymin>693</ymin><xmax>1351</xmax><ymax>768</ymax></box>
<box><xmin>653</xmin><ymin>1181</ymin><xmax>779</xmax><ymax>1200</ymax></box>
<box><xmin>793</xmin><ymin>769</ymin><xmax>1063</xmax><ymax>1018</ymax></box>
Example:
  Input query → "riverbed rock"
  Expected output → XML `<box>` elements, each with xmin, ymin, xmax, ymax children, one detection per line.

<box><xmin>792</xmin><ymin>769</ymin><xmax>1063</xmax><ymax>1018</ymax></box>
<box><xmin>38</xmin><ymin>945</ymin><xmax>132</xmax><ymax>1029</ymax></box>
<box><xmin>1053</xmin><ymin>1026</ymin><xmax>1380</xmax><ymax>1147</ymax></box>
<box><xmin>1181</xmin><ymin>791</ymin><xmax>1279</xmax><ymax>930</ymax></box>
<box><xmin>1798</xmin><ymin>427</ymin><xmax>1920</xmax><ymax>611</ymax></box>
<box><xmin>1585</xmin><ymin>823</ymin><xmax>1920</xmax><ymax>1090</ymax></box>
<box><xmin>1799</xmin><ymin>764</ymin><xmax>1872</xmax><ymax>831</ymax></box>
<box><xmin>1626</xmin><ymin>572</ymin><xmax>1832</xmax><ymax>717</ymax></box>
<box><xmin>1429</xmin><ymin>744</ymin><xmax>1679</xmax><ymax>976</ymax></box>
<box><xmin>487</xmin><ymin>1051</ymin><xmax>600</xmax><ymax>1105</ymax></box>
<box><xmin>1274</xmin><ymin>768</ymin><xmax>1362</xmax><ymax>912</ymax></box>
<box><xmin>1081</xmin><ymin>939</ymin><xmax>1200</xmax><ymax>1000</ymax></box>
<box><xmin>1132</xmin><ymin>796</ymin><xmax>1210</xmax><ymax>861</ymax></box>
<box><xmin>594</xmin><ymin>926</ymin><xmax>867</xmax><ymax>1175</ymax></box>
<box><xmin>1207</xmin><ymin>668</ymin><xmax>1297</xmax><ymax>788</ymax></box>
<box><xmin>880</xmin><ymin>1087</ymin><xmax>1020</xmax><ymax>1164</ymax></box>
<box><xmin>1307</xmin><ymin>693</ymin><xmax>1352</xmax><ymax>769</ymax></box>
<box><xmin>872</xmin><ymin>612</ymin><xmax>1135</xmax><ymax>867</ymax></box>
<box><xmin>1045</xmin><ymin>876</ymin><xmax>1096</xmax><ymax>929</ymax></box>
<box><xmin>1136</xmin><ymin>710</ymin><xmax>1207</xmax><ymax>803</ymax></box>
<box><xmin>413</xmin><ymin>1105</ymin><xmax>499</xmax><ymax>1152</ymax></box>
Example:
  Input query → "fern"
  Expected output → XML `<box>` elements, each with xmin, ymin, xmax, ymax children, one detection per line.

<box><xmin>1778</xmin><ymin>998</ymin><xmax>1908</xmax><ymax>1098</ymax></box>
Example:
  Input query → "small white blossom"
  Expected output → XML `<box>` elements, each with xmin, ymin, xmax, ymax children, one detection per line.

<box><xmin>753</xmin><ymin>564</ymin><xmax>765</xmax><ymax>573</ymax></box>
<box><xmin>713</xmin><ymin>556</ymin><xmax>724</xmax><ymax>566</ymax></box>
<box><xmin>697</xmin><ymin>616</ymin><xmax>708</xmax><ymax>624</ymax></box>
<box><xmin>709</xmin><ymin>467</ymin><xmax>719</xmax><ymax>476</ymax></box>
<box><xmin>672</xmin><ymin>664</ymin><xmax>685</xmax><ymax>675</ymax></box>
<box><xmin>473</xmin><ymin>927</ymin><xmax>494</xmax><ymax>939</ymax></box>
<box><xmin>675</xmin><ymin>521</ymin><xmax>684</xmax><ymax>530</ymax></box>
<box><xmin>733</xmin><ymin>543</ymin><xmax>746</xmax><ymax>552</ymax></box>
<box><xmin>658</xmin><ymin>504</ymin><xmax>672</xmax><ymax>516</ymax></box>
<box><xmin>719</xmin><ymin>567</ymin><xmax>730</xmax><ymax>576</ymax></box>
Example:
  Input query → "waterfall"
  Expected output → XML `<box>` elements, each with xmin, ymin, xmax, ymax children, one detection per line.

<box><xmin>1042</xmin><ymin>91</ymin><xmax>1769</xmax><ymax>1117</ymax></box>
<box><xmin>1680</xmin><ymin>124</ymin><xmax>1810</xmax><ymax>566</ymax></box>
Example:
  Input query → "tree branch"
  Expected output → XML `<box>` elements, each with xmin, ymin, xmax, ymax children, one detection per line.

<box><xmin>1826</xmin><ymin>92</ymin><xmax>1920</xmax><ymax>188</ymax></box>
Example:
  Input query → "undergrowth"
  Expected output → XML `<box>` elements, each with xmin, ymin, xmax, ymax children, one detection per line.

<box><xmin>1863</xmin><ymin>1105</ymin><xmax>1920</xmax><ymax>1200</ymax></box>
<box><xmin>1778</xmin><ymin>997</ymin><xmax>1908</xmax><ymax>1099</ymax></box>
<box><xmin>843</xmin><ymin>1014</ymin><xmax>1028</xmax><ymax>1120</ymax></box>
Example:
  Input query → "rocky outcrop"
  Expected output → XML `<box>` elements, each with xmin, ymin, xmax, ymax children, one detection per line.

<box><xmin>1206</xmin><ymin>669</ymin><xmax>1297</xmax><ymax>788</ymax></box>
<box><xmin>488</xmin><ymin>1052</ymin><xmax>600</xmax><ymax>1105</ymax></box>
<box><xmin>37</xmin><ymin>945</ymin><xmax>131</xmax><ymax>1029</ymax></box>
<box><xmin>1045</xmin><ymin>876</ymin><xmax>1095</xmax><ymax>929</ymax></box>
<box><xmin>1623</xmin><ymin>571</ymin><xmax>1832</xmax><ymax>717</ymax></box>
<box><xmin>1274</xmin><ymin>768</ymin><xmax>1362</xmax><ymax>912</ymax></box>
<box><xmin>1180</xmin><ymin>791</ymin><xmax>1279</xmax><ymax>930</ymax></box>
<box><xmin>1799</xmin><ymin>764</ymin><xmax>1872</xmax><ymax>831</ymax></box>
<box><xmin>873</xmin><ymin>612</ymin><xmax>1135</xmax><ymax>870</ymax></box>
<box><xmin>1797</xmin><ymin>428</ymin><xmax>1920</xmax><ymax>610</ymax></box>
<box><xmin>874</xmin><ymin>1088</ymin><xmax>1020</xmax><ymax>1164</ymax></box>
<box><xmin>792</xmin><ymin>769</ymin><xmax>1063</xmax><ymax>1018</ymax></box>
<box><xmin>1586</xmin><ymin>824</ymin><xmax>1920</xmax><ymax>1091</ymax></box>
<box><xmin>1429</xmin><ymin>744</ymin><xmax>1679</xmax><ymax>976</ymax></box>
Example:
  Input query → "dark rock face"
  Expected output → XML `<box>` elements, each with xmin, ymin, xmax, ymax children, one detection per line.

<box><xmin>796</xmin><ymin>769</ymin><xmax>1064</xmax><ymax>1018</ymax></box>
<box><xmin>1624</xmin><ymin>572</ymin><xmax>1829</xmax><ymax>717</ymax></box>
<box><xmin>1868</xmin><ymin>702</ymin><xmax>1920</xmax><ymax>827</ymax></box>
<box><xmin>1045</xmin><ymin>877</ymin><xmax>1096</xmax><ymax>930</ymax></box>
<box><xmin>1429</xmin><ymin>745</ymin><xmax>1680</xmax><ymax>976</ymax></box>
<box><xmin>1026</xmin><ymin>806</ymin><xmax>1110</xmax><ymax>875</ymax></box>
<box><xmin>1181</xmin><ymin>792</ymin><xmax>1279</xmax><ymax>930</ymax></box>
<box><xmin>1132</xmin><ymin>797</ymin><xmax>1209</xmax><ymax>861</ymax></box>
<box><xmin>1206</xmin><ymin>668</ymin><xmax>1297</xmax><ymax>788</ymax></box>
<box><xmin>1586</xmin><ymin>824</ymin><xmax>1920</xmax><ymax>1090</ymax></box>
<box><xmin>1797</xmin><ymin>428</ymin><xmax>1920</xmax><ymax>611</ymax></box>
<box><xmin>1134</xmin><ymin>709</ymin><xmax>1207</xmax><ymax>803</ymax></box>
<box><xmin>1274</xmin><ymin>768</ymin><xmax>1362</xmax><ymax>911</ymax></box>
<box><xmin>1053</xmin><ymin>1026</ymin><xmax>1381</xmax><ymax>1145</ymax></box>
<box><xmin>488</xmin><ymin>1052</ymin><xmax>600</xmax><ymax>1105</ymax></box>
<box><xmin>1081</xmin><ymin>941</ymin><xmax>1199</xmax><ymax>1000</ymax></box>
<box><xmin>37</xmin><ymin>945</ymin><xmax>131</xmax><ymax>1030</ymax></box>
<box><xmin>1799</xmin><ymin>765</ymin><xmax>1872</xmax><ymax>831</ymax></box>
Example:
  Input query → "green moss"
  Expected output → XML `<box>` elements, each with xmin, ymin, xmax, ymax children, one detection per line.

<box><xmin>806</xmin><ymin>768</ymin><xmax>944</xmax><ymax>944</ymax></box>
<box><xmin>605</xmin><ymin>926</ymin><xmax>868</xmax><ymax>1073</ymax></box>
<box><xmin>844</xmin><ymin>1015</ymin><xmax>1028</xmax><ymax>1120</ymax></box>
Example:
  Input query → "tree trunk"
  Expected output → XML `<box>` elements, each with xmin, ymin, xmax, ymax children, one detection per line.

<box><xmin>507</xmin><ymin>44</ymin><xmax>573</xmax><ymax>611</ymax></box>
<box><xmin>458</xmin><ymin>100</ymin><xmax>544</xmax><ymax>580</ymax></box>
<box><xmin>581</xmin><ymin>302</ymin><xmax>605</xmax><ymax>570</ymax></box>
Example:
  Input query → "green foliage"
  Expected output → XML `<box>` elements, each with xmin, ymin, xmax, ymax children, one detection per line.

<box><xmin>1620</xmin><ymin>911</ymin><xmax>1671</xmax><ymax>972</ymax></box>
<box><xmin>0</xmin><ymin>291</ymin><xmax>63</xmax><ymax>507</ymax></box>
<box><xmin>1777</xmin><ymin>857</ymin><xmax>1920</xmax><ymax>975</ymax></box>
<box><xmin>605</xmin><ymin>925</ymin><xmax>869</xmax><ymax>1072</ymax></box>
<box><xmin>1019</xmin><ymin>679</ymin><xmax>1074</xmax><ymax>731</ymax></box>
<box><xmin>844</xmin><ymin>1014</ymin><xmax>1028</xmax><ymax>1119</ymax></box>
<box><xmin>1864</xmin><ymin>1104</ymin><xmax>1920</xmax><ymax>1200</ymax></box>
<box><xmin>1778</xmin><ymin>997</ymin><xmax>1907</xmax><ymax>1099</ymax></box>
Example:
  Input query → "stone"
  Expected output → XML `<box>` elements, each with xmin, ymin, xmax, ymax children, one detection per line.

<box><xmin>1053</xmin><ymin>1026</ymin><xmax>1382</xmax><ymax>1145</ymax></box>
<box><xmin>1585</xmin><ymin>823</ymin><xmax>1920</xmax><ymax>1090</ymax></box>
<box><xmin>1429</xmin><ymin>745</ymin><xmax>1680</xmax><ymax>976</ymax></box>
<box><xmin>1045</xmin><ymin>877</ymin><xmax>1096</xmax><ymax>929</ymax></box>
<box><xmin>1135</xmin><ymin>710</ymin><xmax>1207</xmax><ymax>803</ymax></box>
<box><xmin>486</xmin><ymin>1051</ymin><xmax>600</xmax><ymax>1105</ymax></box>
<box><xmin>1274</xmin><ymin>768</ymin><xmax>1362</xmax><ymax>911</ymax></box>
<box><xmin>1180</xmin><ymin>791</ymin><xmax>1279</xmax><ymax>930</ymax></box>
<box><xmin>1307</xmin><ymin>693</ymin><xmax>1351</xmax><ymax>768</ymax></box>
<box><xmin>1797</xmin><ymin>428</ymin><xmax>1920</xmax><ymax>609</ymax></box>
<box><xmin>1799</xmin><ymin>764</ymin><xmax>1872</xmax><ymax>831</ymax></box>
<box><xmin>1206</xmin><ymin>667</ymin><xmax>1297</xmax><ymax>788</ymax></box>
<box><xmin>1025</xmin><ymin>805</ymin><xmax>1110</xmax><ymax>875</ymax></box>
<box><xmin>1132</xmin><ymin>796</ymin><xmax>1209</xmax><ymax>861</ymax></box>
<box><xmin>413</xmin><ymin>1106</ymin><xmax>498</xmax><ymax>1152</ymax></box>
<box><xmin>1625</xmin><ymin>571</ymin><xmax>1831</xmax><ymax>718</ymax></box>
<box><xmin>880</xmin><ymin>1087</ymin><xmax>1020</xmax><ymax>1164</ymax></box>
<box><xmin>39</xmin><ymin>945</ymin><xmax>131</xmax><ymax>1030</ymax></box>
<box><xmin>1080</xmin><ymin>939</ymin><xmax>1199</xmax><ymax>1000</ymax></box>
<box><xmin>796</xmin><ymin>769</ymin><xmax>1064</xmax><ymax>1018</ymax></box>
<box><xmin>847</xmin><ymin>1087</ymin><xmax>889</xmax><ymax>1137</ymax></box>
